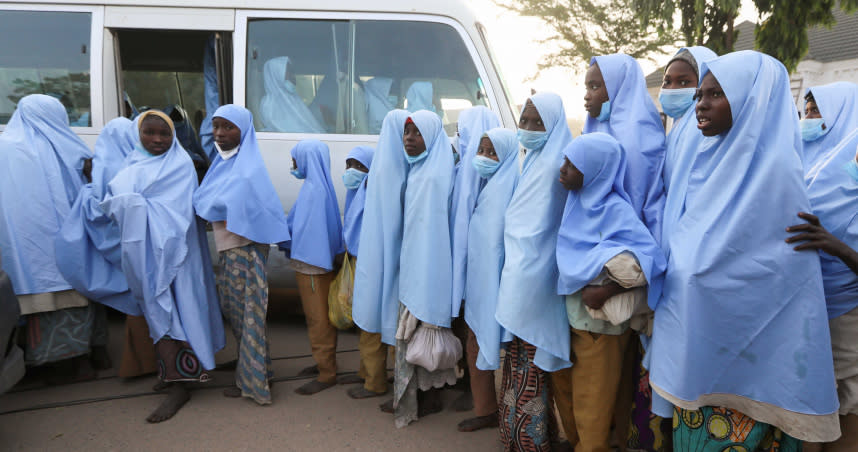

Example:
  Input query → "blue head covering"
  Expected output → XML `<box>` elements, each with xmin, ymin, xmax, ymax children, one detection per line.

<box><xmin>400</xmin><ymin>110</ymin><xmax>455</xmax><ymax>327</ymax></box>
<box><xmin>353</xmin><ymin>109</ymin><xmax>410</xmax><ymax>344</ymax></box>
<box><xmin>584</xmin><ymin>54</ymin><xmax>666</xmax><ymax>238</ymax></box>
<box><xmin>365</xmin><ymin>77</ymin><xmax>395</xmax><ymax>134</ymax></box>
<box><xmin>450</xmin><ymin>106</ymin><xmax>502</xmax><ymax>316</ymax></box>
<box><xmin>199</xmin><ymin>34</ymin><xmax>219</xmax><ymax>161</ymax></box>
<box><xmin>464</xmin><ymin>128</ymin><xmax>519</xmax><ymax>370</ymax></box>
<box><xmin>100</xmin><ymin>110</ymin><xmax>225</xmax><ymax>369</ymax></box>
<box><xmin>406</xmin><ymin>82</ymin><xmax>435</xmax><ymax>113</ymax></box>
<box><xmin>660</xmin><ymin>46</ymin><xmax>718</xmax><ymax>254</ymax></box>
<box><xmin>648</xmin><ymin>51</ymin><xmax>839</xmax><ymax>440</ymax></box>
<box><xmin>806</xmin><ymin>129</ymin><xmax>858</xmax><ymax>319</ymax></box>
<box><xmin>193</xmin><ymin>104</ymin><xmax>291</xmax><ymax>244</ymax></box>
<box><xmin>260</xmin><ymin>56</ymin><xmax>326</xmax><ymax>133</ymax></box>
<box><xmin>0</xmin><ymin>94</ymin><xmax>92</xmax><ymax>295</ymax></box>
<box><xmin>343</xmin><ymin>145</ymin><xmax>374</xmax><ymax>256</ymax></box>
<box><xmin>802</xmin><ymin>82</ymin><xmax>858</xmax><ymax>173</ymax></box>
<box><xmin>284</xmin><ymin>139</ymin><xmax>344</xmax><ymax>270</ymax></box>
<box><xmin>495</xmin><ymin>92</ymin><xmax>574</xmax><ymax>371</ymax></box>
<box><xmin>556</xmin><ymin>132</ymin><xmax>666</xmax><ymax>307</ymax></box>
<box><xmin>91</xmin><ymin>117</ymin><xmax>137</xmax><ymax>199</ymax></box>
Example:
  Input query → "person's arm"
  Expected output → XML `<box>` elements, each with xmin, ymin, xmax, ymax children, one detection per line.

<box><xmin>786</xmin><ymin>211</ymin><xmax>858</xmax><ymax>275</ymax></box>
<box><xmin>581</xmin><ymin>281</ymin><xmax>633</xmax><ymax>310</ymax></box>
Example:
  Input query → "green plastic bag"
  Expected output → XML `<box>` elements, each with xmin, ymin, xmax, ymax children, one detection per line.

<box><xmin>328</xmin><ymin>253</ymin><xmax>355</xmax><ymax>330</ymax></box>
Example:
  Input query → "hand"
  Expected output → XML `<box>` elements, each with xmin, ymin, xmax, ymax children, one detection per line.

<box><xmin>785</xmin><ymin>212</ymin><xmax>847</xmax><ymax>255</ymax></box>
<box><xmin>82</xmin><ymin>158</ymin><xmax>93</xmax><ymax>183</ymax></box>
<box><xmin>333</xmin><ymin>252</ymin><xmax>346</xmax><ymax>271</ymax></box>
<box><xmin>581</xmin><ymin>285</ymin><xmax>610</xmax><ymax>310</ymax></box>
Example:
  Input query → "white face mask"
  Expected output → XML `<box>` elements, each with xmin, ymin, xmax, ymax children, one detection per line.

<box><xmin>215</xmin><ymin>142</ymin><xmax>239</xmax><ymax>160</ymax></box>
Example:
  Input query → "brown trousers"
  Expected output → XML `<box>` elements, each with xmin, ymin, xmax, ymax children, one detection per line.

<box><xmin>551</xmin><ymin>327</ymin><xmax>632</xmax><ymax>452</ymax></box>
<box><xmin>295</xmin><ymin>271</ymin><xmax>338</xmax><ymax>384</ymax></box>
<box><xmin>466</xmin><ymin>326</ymin><xmax>498</xmax><ymax>417</ymax></box>
<box><xmin>118</xmin><ymin>315</ymin><xmax>157</xmax><ymax>378</ymax></box>
<box><xmin>357</xmin><ymin>330</ymin><xmax>388</xmax><ymax>393</ymax></box>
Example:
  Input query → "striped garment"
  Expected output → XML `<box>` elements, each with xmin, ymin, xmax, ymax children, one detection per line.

<box><xmin>217</xmin><ymin>243</ymin><xmax>272</xmax><ymax>405</ymax></box>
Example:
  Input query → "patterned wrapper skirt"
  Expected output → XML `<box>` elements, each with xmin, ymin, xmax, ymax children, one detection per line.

<box><xmin>673</xmin><ymin>406</ymin><xmax>801</xmax><ymax>452</ymax></box>
<box><xmin>217</xmin><ymin>243</ymin><xmax>272</xmax><ymax>405</ymax></box>
<box><xmin>155</xmin><ymin>337</ymin><xmax>209</xmax><ymax>383</ymax></box>
<box><xmin>499</xmin><ymin>337</ymin><xmax>557</xmax><ymax>452</ymax></box>
<box><xmin>627</xmin><ymin>340</ymin><xmax>672</xmax><ymax>452</ymax></box>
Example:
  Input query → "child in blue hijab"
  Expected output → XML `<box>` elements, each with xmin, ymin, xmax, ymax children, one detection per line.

<box><xmin>554</xmin><ymin>132</ymin><xmax>666</xmax><ymax>451</ymax></box>
<box><xmin>283</xmin><ymin>139</ymin><xmax>344</xmax><ymax>395</ymax></box>
<box><xmin>649</xmin><ymin>51</ymin><xmax>840</xmax><ymax>449</ymax></box>
<box><xmin>193</xmin><ymin>104</ymin><xmax>291</xmax><ymax>405</ymax></box>
<box><xmin>800</xmin><ymin>82</ymin><xmax>858</xmax><ymax>173</ymax></box>
<box><xmin>259</xmin><ymin>56</ymin><xmax>326</xmax><ymax>133</ymax></box>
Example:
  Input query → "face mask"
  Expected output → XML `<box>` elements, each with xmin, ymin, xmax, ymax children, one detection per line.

<box><xmin>845</xmin><ymin>159</ymin><xmax>858</xmax><ymax>183</ymax></box>
<box><xmin>403</xmin><ymin>148</ymin><xmax>429</xmax><ymax>165</ymax></box>
<box><xmin>800</xmin><ymin>118</ymin><xmax>828</xmax><ymax>142</ymax></box>
<box><xmin>135</xmin><ymin>143</ymin><xmax>156</xmax><ymax>158</ymax></box>
<box><xmin>596</xmin><ymin>100</ymin><xmax>611</xmax><ymax>122</ymax></box>
<box><xmin>517</xmin><ymin>129</ymin><xmax>549</xmax><ymax>151</ymax></box>
<box><xmin>659</xmin><ymin>88</ymin><xmax>697</xmax><ymax>119</ymax></box>
<box><xmin>284</xmin><ymin>80</ymin><xmax>297</xmax><ymax>94</ymax></box>
<box><xmin>291</xmin><ymin>168</ymin><xmax>305</xmax><ymax>179</ymax></box>
<box><xmin>342</xmin><ymin>168</ymin><xmax>367</xmax><ymax>190</ymax></box>
<box><xmin>214</xmin><ymin>142</ymin><xmax>239</xmax><ymax>160</ymax></box>
<box><xmin>472</xmin><ymin>155</ymin><xmax>501</xmax><ymax>179</ymax></box>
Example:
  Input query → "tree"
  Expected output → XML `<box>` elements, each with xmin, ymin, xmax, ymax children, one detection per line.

<box><xmin>496</xmin><ymin>0</ymin><xmax>680</xmax><ymax>76</ymax></box>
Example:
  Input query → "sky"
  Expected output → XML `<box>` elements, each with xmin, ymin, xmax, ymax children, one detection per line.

<box><xmin>471</xmin><ymin>0</ymin><xmax>759</xmax><ymax>121</ymax></box>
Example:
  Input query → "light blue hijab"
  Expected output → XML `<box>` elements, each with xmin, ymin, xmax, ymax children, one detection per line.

<box><xmin>648</xmin><ymin>51</ymin><xmax>839</xmax><ymax>431</ymax></box>
<box><xmin>0</xmin><ymin>94</ymin><xmax>92</xmax><ymax>295</ymax></box>
<box><xmin>660</xmin><ymin>46</ymin><xmax>717</xmax><ymax>254</ymax></box>
<box><xmin>495</xmin><ymin>92</ymin><xmax>573</xmax><ymax>371</ymax></box>
<box><xmin>400</xmin><ymin>110</ymin><xmax>455</xmax><ymax>327</ymax></box>
<box><xmin>91</xmin><ymin>117</ymin><xmax>137</xmax><ymax>199</ymax></box>
<box><xmin>464</xmin><ymin>128</ymin><xmax>518</xmax><ymax>370</ymax></box>
<box><xmin>284</xmin><ymin>139</ymin><xmax>344</xmax><ymax>271</ymax></box>
<box><xmin>450</xmin><ymin>106</ymin><xmax>501</xmax><ymax>316</ymax></box>
<box><xmin>806</xmin><ymin>129</ymin><xmax>858</xmax><ymax>319</ymax></box>
<box><xmin>584</xmin><ymin>54</ymin><xmax>666</xmax><ymax>239</ymax></box>
<box><xmin>802</xmin><ymin>82</ymin><xmax>858</xmax><ymax>173</ymax></box>
<box><xmin>259</xmin><ymin>56</ymin><xmax>326</xmax><ymax>133</ymax></box>
<box><xmin>365</xmin><ymin>77</ymin><xmax>395</xmax><ymax>134</ymax></box>
<box><xmin>556</xmin><ymin>132</ymin><xmax>665</xmax><ymax>307</ymax></box>
<box><xmin>406</xmin><ymin>82</ymin><xmax>435</xmax><ymax>113</ymax></box>
<box><xmin>343</xmin><ymin>145</ymin><xmax>374</xmax><ymax>256</ymax></box>
<box><xmin>353</xmin><ymin>109</ymin><xmax>410</xmax><ymax>344</ymax></box>
<box><xmin>100</xmin><ymin>111</ymin><xmax>225</xmax><ymax>369</ymax></box>
<box><xmin>193</xmin><ymin>104</ymin><xmax>291</xmax><ymax>245</ymax></box>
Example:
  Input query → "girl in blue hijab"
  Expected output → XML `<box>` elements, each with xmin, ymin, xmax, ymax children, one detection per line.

<box><xmin>459</xmin><ymin>127</ymin><xmax>518</xmax><ymax>433</ymax></box>
<box><xmin>584</xmin><ymin>54</ymin><xmax>666</xmax><ymax>240</ymax></box>
<box><xmin>100</xmin><ymin>110</ymin><xmax>225</xmax><ymax>423</ymax></box>
<box><xmin>259</xmin><ymin>56</ymin><xmax>326</xmax><ymax>133</ymax></box>
<box><xmin>801</xmin><ymin>82</ymin><xmax>858</xmax><ymax>173</ymax></box>
<box><xmin>495</xmin><ymin>92</ymin><xmax>572</xmax><ymax>451</ymax></box>
<box><xmin>554</xmin><ymin>132</ymin><xmax>666</xmax><ymax>451</ymax></box>
<box><xmin>649</xmin><ymin>51</ymin><xmax>840</xmax><ymax>449</ymax></box>
<box><xmin>283</xmin><ymin>139</ymin><xmax>344</xmax><ymax>395</ymax></box>
<box><xmin>193</xmin><ymin>104</ymin><xmax>290</xmax><ymax>405</ymax></box>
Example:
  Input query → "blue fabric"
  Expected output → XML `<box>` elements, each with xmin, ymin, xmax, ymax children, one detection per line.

<box><xmin>464</xmin><ymin>128</ymin><xmax>519</xmax><ymax>370</ymax></box>
<box><xmin>450</xmin><ymin>106</ymin><xmax>501</xmax><ymax>316</ymax></box>
<box><xmin>343</xmin><ymin>146</ymin><xmax>374</xmax><ymax>256</ymax></box>
<box><xmin>801</xmin><ymin>82</ymin><xmax>858</xmax><ymax>173</ymax></box>
<box><xmin>801</xmin><ymin>118</ymin><xmax>828</xmax><ymax>142</ymax></box>
<box><xmin>353</xmin><ymin>109</ymin><xmax>410</xmax><ymax>344</ymax></box>
<box><xmin>806</xmin><ymin>128</ymin><xmax>858</xmax><ymax>318</ymax></box>
<box><xmin>556</xmin><ymin>132</ymin><xmax>665</xmax><ymax>309</ymax></box>
<box><xmin>100</xmin><ymin>115</ymin><xmax>225</xmax><ymax>369</ymax></box>
<box><xmin>199</xmin><ymin>34</ymin><xmax>219</xmax><ymax>161</ymax></box>
<box><xmin>193</xmin><ymin>105</ymin><xmax>291</xmax><ymax>245</ymax></box>
<box><xmin>0</xmin><ymin>94</ymin><xmax>92</xmax><ymax>295</ymax></box>
<box><xmin>365</xmin><ymin>77</ymin><xmax>395</xmax><ymax>134</ymax></box>
<box><xmin>405</xmin><ymin>82</ymin><xmax>435</xmax><ymax>113</ymax></box>
<box><xmin>661</xmin><ymin>46</ymin><xmax>718</xmax><ymax>257</ymax></box>
<box><xmin>90</xmin><ymin>117</ymin><xmax>137</xmax><ymax>199</ymax></box>
<box><xmin>658</xmin><ymin>88</ymin><xmax>697</xmax><ymax>119</ymax></box>
<box><xmin>585</xmin><ymin>54</ymin><xmax>666</xmax><ymax>239</ymax></box>
<box><xmin>495</xmin><ymin>92</ymin><xmax>573</xmax><ymax>372</ymax></box>
<box><xmin>283</xmin><ymin>139</ymin><xmax>344</xmax><ymax>270</ymax></box>
<box><xmin>400</xmin><ymin>110</ymin><xmax>455</xmax><ymax>327</ymax></box>
<box><xmin>649</xmin><ymin>51</ymin><xmax>839</xmax><ymax>421</ymax></box>
<box><xmin>259</xmin><ymin>57</ymin><xmax>326</xmax><ymax>133</ymax></box>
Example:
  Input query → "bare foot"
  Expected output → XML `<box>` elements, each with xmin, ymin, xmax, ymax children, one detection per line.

<box><xmin>337</xmin><ymin>373</ymin><xmax>364</xmax><ymax>385</ymax></box>
<box><xmin>347</xmin><ymin>386</ymin><xmax>386</xmax><ymax>399</ymax></box>
<box><xmin>146</xmin><ymin>384</ymin><xmax>190</xmax><ymax>423</ymax></box>
<box><xmin>294</xmin><ymin>379</ymin><xmax>334</xmax><ymax>395</ymax></box>
<box><xmin>379</xmin><ymin>399</ymin><xmax>394</xmax><ymax>413</ymax></box>
<box><xmin>152</xmin><ymin>381</ymin><xmax>171</xmax><ymax>392</ymax></box>
<box><xmin>296</xmin><ymin>365</ymin><xmax>319</xmax><ymax>377</ymax></box>
<box><xmin>452</xmin><ymin>391</ymin><xmax>474</xmax><ymax>412</ymax></box>
<box><xmin>223</xmin><ymin>386</ymin><xmax>241</xmax><ymax>398</ymax></box>
<box><xmin>457</xmin><ymin>413</ymin><xmax>499</xmax><ymax>432</ymax></box>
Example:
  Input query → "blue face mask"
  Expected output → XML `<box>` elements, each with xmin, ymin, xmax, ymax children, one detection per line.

<box><xmin>342</xmin><ymin>167</ymin><xmax>367</xmax><ymax>190</ymax></box>
<box><xmin>596</xmin><ymin>100</ymin><xmax>611</xmax><ymax>122</ymax></box>
<box><xmin>659</xmin><ymin>88</ymin><xmax>697</xmax><ymax>119</ymax></box>
<box><xmin>845</xmin><ymin>159</ymin><xmax>858</xmax><ymax>183</ymax></box>
<box><xmin>517</xmin><ymin>129</ymin><xmax>549</xmax><ymax>151</ymax></box>
<box><xmin>472</xmin><ymin>155</ymin><xmax>501</xmax><ymax>179</ymax></box>
<box><xmin>800</xmin><ymin>118</ymin><xmax>828</xmax><ymax>142</ymax></box>
<box><xmin>403</xmin><ymin>148</ymin><xmax>429</xmax><ymax>165</ymax></box>
<box><xmin>135</xmin><ymin>143</ymin><xmax>156</xmax><ymax>158</ymax></box>
<box><xmin>291</xmin><ymin>168</ymin><xmax>305</xmax><ymax>179</ymax></box>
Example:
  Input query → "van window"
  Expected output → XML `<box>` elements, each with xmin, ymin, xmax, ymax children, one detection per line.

<box><xmin>245</xmin><ymin>19</ymin><xmax>488</xmax><ymax>135</ymax></box>
<box><xmin>0</xmin><ymin>10</ymin><xmax>91</xmax><ymax>126</ymax></box>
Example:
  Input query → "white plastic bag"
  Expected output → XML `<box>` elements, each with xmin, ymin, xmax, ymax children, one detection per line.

<box><xmin>405</xmin><ymin>323</ymin><xmax>463</xmax><ymax>372</ymax></box>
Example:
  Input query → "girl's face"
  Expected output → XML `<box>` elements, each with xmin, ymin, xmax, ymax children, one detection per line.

<box><xmin>346</xmin><ymin>158</ymin><xmax>369</xmax><ymax>173</ymax></box>
<box><xmin>584</xmin><ymin>63</ymin><xmax>610</xmax><ymax>118</ymax></box>
<box><xmin>662</xmin><ymin>60</ymin><xmax>697</xmax><ymax>90</ymax></box>
<box><xmin>518</xmin><ymin>99</ymin><xmax>546</xmax><ymax>131</ymax></box>
<box><xmin>476</xmin><ymin>137</ymin><xmax>499</xmax><ymax>162</ymax></box>
<box><xmin>291</xmin><ymin>157</ymin><xmax>298</xmax><ymax>170</ymax></box>
<box><xmin>695</xmin><ymin>73</ymin><xmax>732</xmax><ymax>137</ymax></box>
<box><xmin>805</xmin><ymin>98</ymin><xmax>822</xmax><ymax>120</ymax></box>
<box><xmin>140</xmin><ymin>116</ymin><xmax>173</xmax><ymax>155</ymax></box>
<box><xmin>212</xmin><ymin>116</ymin><xmax>241</xmax><ymax>150</ymax></box>
<box><xmin>558</xmin><ymin>157</ymin><xmax>584</xmax><ymax>191</ymax></box>
<box><xmin>403</xmin><ymin>122</ymin><xmax>426</xmax><ymax>157</ymax></box>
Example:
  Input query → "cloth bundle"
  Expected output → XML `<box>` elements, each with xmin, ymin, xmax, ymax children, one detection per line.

<box><xmin>584</xmin><ymin>252</ymin><xmax>649</xmax><ymax>329</ymax></box>
<box><xmin>397</xmin><ymin>306</ymin><xmax>462</xmax><ymax>372</ymax></box>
